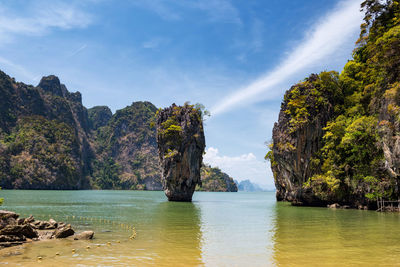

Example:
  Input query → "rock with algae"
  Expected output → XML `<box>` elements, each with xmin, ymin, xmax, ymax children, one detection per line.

<box><xmin>156</xmin><ymin>103</ymin><xmax>206</xmax><ymax>201</ymax></box>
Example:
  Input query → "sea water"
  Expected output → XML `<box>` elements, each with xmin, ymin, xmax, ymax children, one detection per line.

<box><xmin>1</xmin><ymin>190</ymin><xmax>400</xmax><ymax>266</ymax></box>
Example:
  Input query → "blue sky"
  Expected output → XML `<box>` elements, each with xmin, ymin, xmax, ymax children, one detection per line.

<box><xmin>0</xmin><ymin>0</ymin><xmax>364</xmax><ymax>189</ymax></box>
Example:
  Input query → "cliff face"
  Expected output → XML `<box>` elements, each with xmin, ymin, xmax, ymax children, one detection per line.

<box><xmin>88</xmin><ymin>106</ymin><xmax>112</xmax><ymax>130</ymax></box>
<box><xmin>91</xmin><ymin>102</ymin><xmax>162</xmax><ymax>190</ymax></box>
<box><xmin>0</xmin><ymin>73</ymin><xmax>91</xmax><ymax>189</ymax></box>
<box><xmin>156</xmin><ymin>104</ymin><xmax>206</xmax><ymax>201</ymax></box>
<box><xmin>269</xmin><ymin>1</ymin><xmax>400</xmax><ymax>208</ymax></box>
<box><xmin>271</xmin><ymin>73</ymin><xmax>341</xmax><ymax>205</ymax></box>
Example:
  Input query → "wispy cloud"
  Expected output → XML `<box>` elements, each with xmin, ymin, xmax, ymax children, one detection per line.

<box><xmin>67</xmin><ymin>44</ymin><xmax>88</xmax><ymax>58</ymax></box>
<box><xmin>131</xmin><ymin>0</ymin><xmax>181</xmax><ymax>20</ymax></box>
<box><xmin>203</xmin><ymin>147</ymin><xmax>271</xmax><ymax>187</ymax></box>
<box><xmin>142</xmin><ymin>37</ymin><xmax>170</xmax><ymax>49</ymax></box>
<box><xmin>0</xmin><ymin>1</ymin><xmax>92</xmax><ymax>45</ymax></box>
<box><xmin>235</xmin><ymin>18</ymin><xmax>264</xmax><ymax>62</ymax></box>
<box><xmin>187</xmin><ymin>0</ymin><xmax>241</xmax><ymax>24</ymax></box>
<box><xmin>132</xmin><ymin>0</ymin><xmax>241</xmax><ymax>24</ymax></box>
<box><xmin>211</xmin><ymin>0</ymin><xmax>363</xmax><ymax>116</ymax></box>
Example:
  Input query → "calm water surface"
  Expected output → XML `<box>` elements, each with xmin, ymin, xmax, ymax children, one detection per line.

<box><xmin>1</xmin><ymin>190</ymin><xmax>400</xmax><ymax>266</ymax></box>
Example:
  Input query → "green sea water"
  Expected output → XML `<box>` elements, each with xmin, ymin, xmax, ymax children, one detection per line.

<box><xmin>1</xmin><ymin>190</ymin><xmax>400</xmax><ymax>266</ymax></box>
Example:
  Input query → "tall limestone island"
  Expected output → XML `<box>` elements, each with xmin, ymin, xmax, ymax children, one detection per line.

<box><xmin>267</xmin><ymin>0</ymin><xmax>400</xmax><ymax>209</ymax></box>
<box><xmin>156</xmin><ymin>103</ymin><xmax>206</xmax><ymax>201</ymax></box>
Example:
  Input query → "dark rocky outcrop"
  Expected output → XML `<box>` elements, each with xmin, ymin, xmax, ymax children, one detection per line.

<box><xmin>156</xmin><ymin>103</ymin><xmax>206</xmax><ymax>201</ymax></box>
<box><xmin>0</xmin><ymin>210</ymin><xmax>92</xmax><ymax>249</ymax></box>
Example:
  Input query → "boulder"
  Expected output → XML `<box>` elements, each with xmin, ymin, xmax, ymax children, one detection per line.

<box><xmin>0</xmin><ymin>241</ymin><xmax>24</xmax><ymax>248</ymax></box>
<box><xmin>156</xmin><ymin>103</ymin><xmax>206</xmax><ymax>202</ymax></box>
<box><xmin>49</xmin><ymin>219</ymin><xmax>57</xmax><ymax>227</ymax></box>
<box><xmin>38</xmin><ymin>231</ymin><xmax>55</xmax><ymax>240</ymax></box>
<box><xmin>54</xmin><ymin>224</ymin><xmax>74</xmax><ymax>238</ymax></box>
<box><xmin>0</xmin><ymin>235</ymin><xmax>26</xmax><ymax>242</ymax></box>
<box><xmin>0</xmin><ymin>224</ymin><xmax>38</xmax><ymax>239</ymax></box>
<box><xmin>0</xmin><ymin>210</ymin><xmax>18</xmax><ymax>220</ymax></box>
<box><xmin>328</xmin><ymin>203</ymin><xmax>340</xmax><ymax>209</ymax></box>
<box><xmin>24</xmin><ymin>215</ymin><xmax>35</xmax><ymax>224</ymax></box>
<box><xmin>0</xmin><ymin>210</ymin><xmax>94</xmax><ymax>249</ymax></box>
<box><xmin>73</xmin><ymin>231</ymin><xmax>94</xmax><ymax>240</ymax></box>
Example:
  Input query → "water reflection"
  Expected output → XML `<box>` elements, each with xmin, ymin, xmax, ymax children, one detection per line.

<box><xmin>197</xmin><ymin>192</ymin><xmax>276</xmax><ymax>266</ymax></box>
<box><xmin>271</xmin><ymin>202</ymin><xmax>400</xmax><ymax>266</ymax></box>
<box><xmin>151</xmin><ymin>201</ymin><xmax>203</xmax><ymax>266</ymax></box>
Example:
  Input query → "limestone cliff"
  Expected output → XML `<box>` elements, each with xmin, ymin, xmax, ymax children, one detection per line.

<box><xmin>269</xmin><ymin>0</ymin><xmax>400</xmax><ymax>209</ymax></box>
<box><xmin>156</xmin><ymin>103</ymin><xmax>206</xmax><ymax>201</ymax></box>
<box><xmin>91</xmin><ymin>102</ymin><xmax>162</xmax><ymax>190</ymax></box>
<box><xmin>271</xmin><ymin>73</ymin><xmax>340</xmax><ymax>205</ymax></box>
<box><xmin>0</xmin><ymin>72</ymin><xmax>91</xmax><ymax>189</ymax></box>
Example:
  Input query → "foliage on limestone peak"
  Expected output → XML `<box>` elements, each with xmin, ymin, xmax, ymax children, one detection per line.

<box><xmin>157</xmin><ymin>102</ymin><xmax>206</xmax><ymax>159</ymax></box>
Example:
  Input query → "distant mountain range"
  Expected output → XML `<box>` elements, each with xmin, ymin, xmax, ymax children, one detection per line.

<box><xmin>0</xmin><ymin>70</ymin><xmax>236</xmax><ymax>192</ymax></box>
<box><xmin>235</xmin><ymin>180</ymin><xmax>269</xmax><ymax>192</ymax></box>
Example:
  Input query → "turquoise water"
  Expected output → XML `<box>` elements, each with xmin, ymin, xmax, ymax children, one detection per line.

<box><xmin>1</xmin><ymin>190</ymin><xmax>400</xmax><ymax>266</ymax></box>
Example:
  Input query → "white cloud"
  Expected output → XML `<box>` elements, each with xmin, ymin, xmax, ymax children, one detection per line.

<box><xmin>203</xmin><ymin>147</ymin><xmax>274</xmax><ymax>188</ymax></box>
<box><xmin>0</xmin><ymin>2</ymin><xmax>92</xmax><ymax>45</ymax></box>
<box><xmin>211</xmin><ymin>0</ymin><xmax>364</xmax><ymax>116</ymax></box>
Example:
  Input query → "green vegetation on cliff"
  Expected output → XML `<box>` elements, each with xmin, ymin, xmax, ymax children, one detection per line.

<box><xmin>157</xmin><ymin>102</ymin><xmax>205</xmax><ymax>159</ymax></box>
<box><xmin>269</xmin><ymin>0</ymin><xmax>400</xmax><ymax>207</ymax></box>
<box><xmin>91</xmin><ymin>102</ymin><xmax>161</xmax><ymax>190</ymax></box>
<box><xmin>197</xmin><ymin>164</ymin><xmax>238</xmax><ymax>192</ymax></box>
<box><xmin>0</xmin><ymin>116</ymin><xmax>81</xmax><ymax>189</ymax></box>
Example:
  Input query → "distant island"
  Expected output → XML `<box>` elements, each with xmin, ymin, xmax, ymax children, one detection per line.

<box><xmin>0</xmin><ymin>72</ymin><xmax>236</xmax><ymax>192</ymax></box>
<box><xmin>267</xmin><ymin>1</ymin><xmax>400</xmax><ymax>210</ymax></box>
<box><xmin>236</xmin><ymin>180</ymin><xmax>266</xmax><ymax>192</ymax></box>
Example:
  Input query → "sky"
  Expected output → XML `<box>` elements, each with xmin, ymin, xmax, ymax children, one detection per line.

<box><xmin>0</xmin><ymin>0</ymin><xmax>364</xmax><ymax>189</ymax></box>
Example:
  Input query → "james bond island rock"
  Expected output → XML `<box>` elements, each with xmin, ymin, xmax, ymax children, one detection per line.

<box><xmin>156</xmin><ymin>103</ymin><xmax>206</xmax><ymax>201</ymax></box>
<box><xmin>267</xmin><ymin>1</ymin><xmax>400</xmax><ymax>210</ymax></box>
